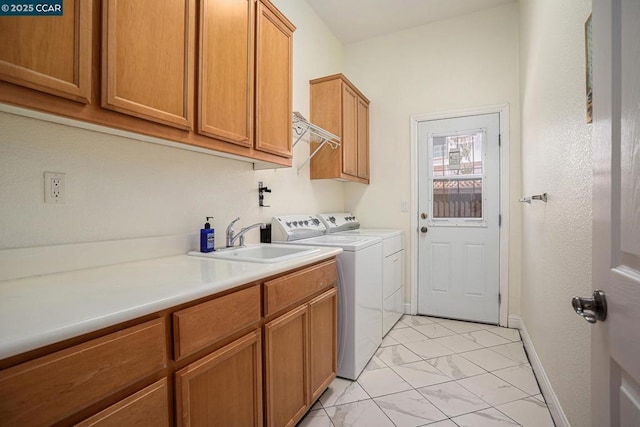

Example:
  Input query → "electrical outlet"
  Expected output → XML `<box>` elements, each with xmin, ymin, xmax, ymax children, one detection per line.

<box><xmin>44</xmin><ymin>172</ymin><xmax>66</xmax><ymax>204</ymax></box>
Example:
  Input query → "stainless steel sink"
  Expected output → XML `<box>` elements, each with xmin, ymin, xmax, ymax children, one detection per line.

<box><xmin>188</xmin><ymin>244</ymin><xmax>320</xmax><ymax>263</ymax></box>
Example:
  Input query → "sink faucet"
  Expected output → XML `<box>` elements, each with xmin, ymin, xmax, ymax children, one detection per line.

<box><xmin>225</xmin><ymin>217</ymin><xmax>266</xmax><ymax>248</ymax></box>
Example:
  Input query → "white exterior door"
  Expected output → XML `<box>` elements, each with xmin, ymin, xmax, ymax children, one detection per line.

<box><xmin>591</xmin><ymin>0</ymin><xmax>640</xmax><ymax>425</ymax></box>
<box><xmin>417</xmin><ymin>113</ymin><xmax>500</xmax><ymax>324</ymax></box>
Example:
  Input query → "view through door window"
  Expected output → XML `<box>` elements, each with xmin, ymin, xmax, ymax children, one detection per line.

<box><xmin>431</xmin><ymin>132</ymin><xmax>484</xmax><ymax>219</ymax></box>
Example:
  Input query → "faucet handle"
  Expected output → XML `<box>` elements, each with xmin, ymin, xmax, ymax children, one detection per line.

<box><xmin>226</xmin><ymin>217</ymin><xmax>241</xmax><ymax>233</ymax></box>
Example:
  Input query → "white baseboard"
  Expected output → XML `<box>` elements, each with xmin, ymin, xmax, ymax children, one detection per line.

<box><xmin>403</xmin><ymin>302</ymin><xmax>414</xmax><ymax>315</ymax></box>
<box><xmin>508</xmin><ymin>314</ymin><xmax>521</xmax><ymax>329</ymax></box>
<box><xmin>511</xmin><ymin>315</ymin><xmax>570</xmax><ymax>427</ymax></box>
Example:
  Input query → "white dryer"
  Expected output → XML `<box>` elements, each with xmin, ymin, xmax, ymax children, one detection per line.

<box><xmin>319</xmin><ymin>213</ymin><xmax>405</xmax><ymax>336</ymax></box>
<box><xmin>271</xmin><ymin>215</ymin><xmax>382</xmax><ymax>380</ymax></box>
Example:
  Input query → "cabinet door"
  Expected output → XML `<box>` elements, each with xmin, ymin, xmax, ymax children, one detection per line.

<box><xmin>264</xmin><ymin>304</ymin><xmax>309</xmax><ymax>427</ymax></box>
<box><xmin>198</xmin><ymin>0</ymin><xmax>253</xmax><ymax>146</ymax></box>
<box><xmin>175</xmin><ymin>330</ymin><xmax>262</xmax><ymax>427</ymax></box>
<box><xmin>255</xmin><ymin>0</ymin><xmax>294</xmax><ymax>158</ymax></box>
<box><xmin>102</xmin><ymin>0</ymin><xmax>195</xmax><ymax>129</ymax></box>
<box><xmin>0</xmin><ymin>0</ymin><xmax>92</xmax><ymax>103</ymax></box>
<box><xmin>357</xmin><ymin>97</ymin><xmax>370</xmax><ymax>180</ymax></box>
<box><xmin>76</xmin><ymin>379</ymin><xmax>169</xmax><ymax>427</ymax></box>
<box><xmin>341</xmin><ymin>84</ymin><xmax>358</xmax><ymax>176</ymax></box>
<box><xmin>309</xmin><ymin>288</ymin><xmax>337</xmax><ymax>403</ymax></box>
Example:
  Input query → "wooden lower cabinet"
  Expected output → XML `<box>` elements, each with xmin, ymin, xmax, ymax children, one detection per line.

<box><xmin>0</xmin><ymin>258</ymin><xmax>337</xmax><ymax>427</ymax></box>
<box><xmin>76</xmin><ymin>379</ymin><xmax>170</xmax><ymax>427</ymax></box>
<box><xmin>0</xmin><ymin>319</ymin><xmax>167</xmax><ymax>427</ymax></box>
<box><xmin>175</xmin><ymin>330</ymin><xmax>263</xmax><ymax>427</ymax></box>
<box><xmin>265</xmin><ymin>287</ymin><xmax>337</xmax><ymax>426</ymax></box>
<box><xmin>309</xmin><ymin>288</ymin><xmax>338</xmax><ymax>402</ymax></box>
<box><xmin>264</xmin><ymin>304</ymin><xmax>309</xmax><ymax>427</ymax></box>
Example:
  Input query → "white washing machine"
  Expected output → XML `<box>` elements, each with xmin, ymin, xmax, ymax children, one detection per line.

<box><xmin>318</xmin><ymin>213</ymin><xmax>405</xmax><ymax>336</ymax></box>
<box><xmin>271</xmin><ymin>215</ymin><xmax>382</xmax><ymax>380</ymax></box>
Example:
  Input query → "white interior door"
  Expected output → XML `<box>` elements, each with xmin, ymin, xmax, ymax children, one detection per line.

<box><xmin>591</xmin><ymin>0</ymin><xmax>640</xmax><ymax>425</ymax></box>
<box><xmin>417</xmin><ymin>113</ymin><xmax>500</xmax><ymax>324</ymax></box>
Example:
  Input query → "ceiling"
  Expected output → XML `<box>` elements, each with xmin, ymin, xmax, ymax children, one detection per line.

<box><xmin>306</xmin><ymin>0</ymin><xmax>516</xmax><ymax>44</ymax></box>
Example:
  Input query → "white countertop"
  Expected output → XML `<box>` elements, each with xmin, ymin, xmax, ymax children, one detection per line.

<box><xmin>0</xmin><ymin>246</ymin><xmax>341</xmax><ymax>360</ymax></box>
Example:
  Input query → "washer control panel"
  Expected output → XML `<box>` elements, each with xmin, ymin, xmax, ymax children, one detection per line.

<box><xmin>318</xmin><ymin>213</ymin><xmax>360</xmax><ymax>233</ymax></box>
<box><xmin>271</xmin><ymin>215</ymin><xmax>326</xmax><ymax>241</ymax></box>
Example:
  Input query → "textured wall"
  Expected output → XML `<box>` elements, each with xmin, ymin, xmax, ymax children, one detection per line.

<box><xmin>0</xmin><ymin>0</ymin><xmax>344</xmax><ymax>251</ymax></box>
<box><xmin>519</xmin><ymin>0</ymin><xmax>593</xmax><ymax>425</ymax></box>
<box><xmin>341</xmin><ymin>3</ymin><xmax>522</xmax><ymax>316</ymax></box>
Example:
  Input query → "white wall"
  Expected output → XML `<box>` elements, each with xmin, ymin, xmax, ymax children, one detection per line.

<box><xmin>519</xmin><ymin>0</ymin><xmax>592</xmax><ymax>425</ymax></box>
<box><xmin>340</xmin><ymin>3</ymin><xmax>522</xmax><ymax>315</ymax></box>
<box><xmin>0</xmin><ymin>0</ymin><xmax>343</xmax><ymax>257</ymax></box>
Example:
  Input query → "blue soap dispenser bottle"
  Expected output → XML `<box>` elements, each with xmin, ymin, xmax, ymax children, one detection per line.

<box><xmin>200</xmin><ymin>217</ymin><xmax>215</xmax><ymax>252</ymax></box>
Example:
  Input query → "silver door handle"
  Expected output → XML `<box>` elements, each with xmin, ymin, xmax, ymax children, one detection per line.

<box><xmin>571</xmin><ymin>290</ymin><xmax>607</xmax><ymax>324</ymax></box>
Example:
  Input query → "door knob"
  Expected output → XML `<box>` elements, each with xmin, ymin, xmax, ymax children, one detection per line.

<box><xmin>571</xmin><ymin>290</ymin><xmax>607</xmax><ymax>324</ymax></box>
<box><xmin>420</xmin><ymin>226</ymin><xmax>428</xmax><ymax>233</ymax></box>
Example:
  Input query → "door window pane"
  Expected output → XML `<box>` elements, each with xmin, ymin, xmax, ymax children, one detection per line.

<box><xmin>432</xmin><ymin>133</ymin><xmax>483</xmax><ymax>176</ymax></box>
<box><xmin>431</xmin><ymin>132</ymin><xmax>484</xmax><ymax>219</ymax></box>
<box><xmin>433</xmin><ymin>178</ymin><xmax>483</xmax><ymax>218</ymax></box>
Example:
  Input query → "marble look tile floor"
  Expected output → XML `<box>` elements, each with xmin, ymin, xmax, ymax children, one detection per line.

<box><xmin>298</xmin><ymin>315</ymin><xmax>555</xmax><ymax>427</ymax></box>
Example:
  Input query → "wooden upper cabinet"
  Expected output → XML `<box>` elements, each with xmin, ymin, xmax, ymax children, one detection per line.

<box><xmin>310</xmin><ymin>74</ymin><xmax>370</xmax><ymax>184</ymax></box>
<box><xmin>102</xmin><ymin>0</ymin><xmax>195</xmax><ymax>130</ymax></box>
<box><xmin>0</xmin><ymin>0</ymin><xmax>295</xmax><ymax>167</ymax></box>
<box><xmin>198</xmin><ymin>0</ymin><xmax>254</xmax><ymax>146</ymax></box>
<box><xmin>255</xmin><ymin>0</ymin><xmax>295</xmax><ymax>158</ymax></box>
<box><xmin>0</xmin><ymin>0</ymin><xmax>92</xmax><ymax>103</ymax></box>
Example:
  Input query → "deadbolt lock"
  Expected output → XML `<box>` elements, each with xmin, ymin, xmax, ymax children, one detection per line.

<box><xmin>420</xmin><ymin>212</ymin><xmax>428</xmax><ymax>220</ymax></box>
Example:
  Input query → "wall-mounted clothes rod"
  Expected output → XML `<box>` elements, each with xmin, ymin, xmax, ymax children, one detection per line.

<box><xmin>292</xmin><ymin>112</ymin><xmax>340</xmax><ymax>174</ymax></box>
<box><xmin>519</xmin><ymin>193</ymin><xmax>548</xmax><ymax>204</ymax></box>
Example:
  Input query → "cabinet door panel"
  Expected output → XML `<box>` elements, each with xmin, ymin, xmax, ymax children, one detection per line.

<box><xmin>341</xmin><ymin>85</ymin><xmax>358</xmax><ymax>176</ymax></box>
<box><xmin>255</xmin><ymin>0</ymin><xmax>294</xmax><ymax>158</ymax></box>
<box><xmin>265</xmin><ymin>304</ymin><xmax>308</xmax><ymax>427</ymax></box>
<box><xmin>176</xmin><ymin>331</ymin><xmax>262</xmax><ymax>427</ymax></box>
<box><xmin>199</xmin><ymin>0</ymin><xmax>253</xmax><ymax>146</ymax></box>
<box><xmin>357</xmin><ymin>97</ymin><xmax>370</xmax><ymax>180</ymax></box>
<box><xmin>264</xmin><ymin>258</ymin><xmax>337</xmax><ymax>317</ymax></box>
<box><xmin>76</xmin><ymin>379</ymin><xmax>170</xmax><ymax>427</ymax></box>
<box><xmin>309</xmin><ymin>288</ymin><xmax>337</xmax><ymax>402</ymax></box>
<box><xmin>173</xmin><ymin>285</ymin><xmax>261</xmax><ymax>360</ymax></box>
<box><xmin>103</xmin><ymin>0</ymin><xmax>195</xmax><ymax>129</ymax></box>
<box><xmin>0</xmin><ymin>0</ymin><xmax>92</xmax><ymax>102</ymax></box>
